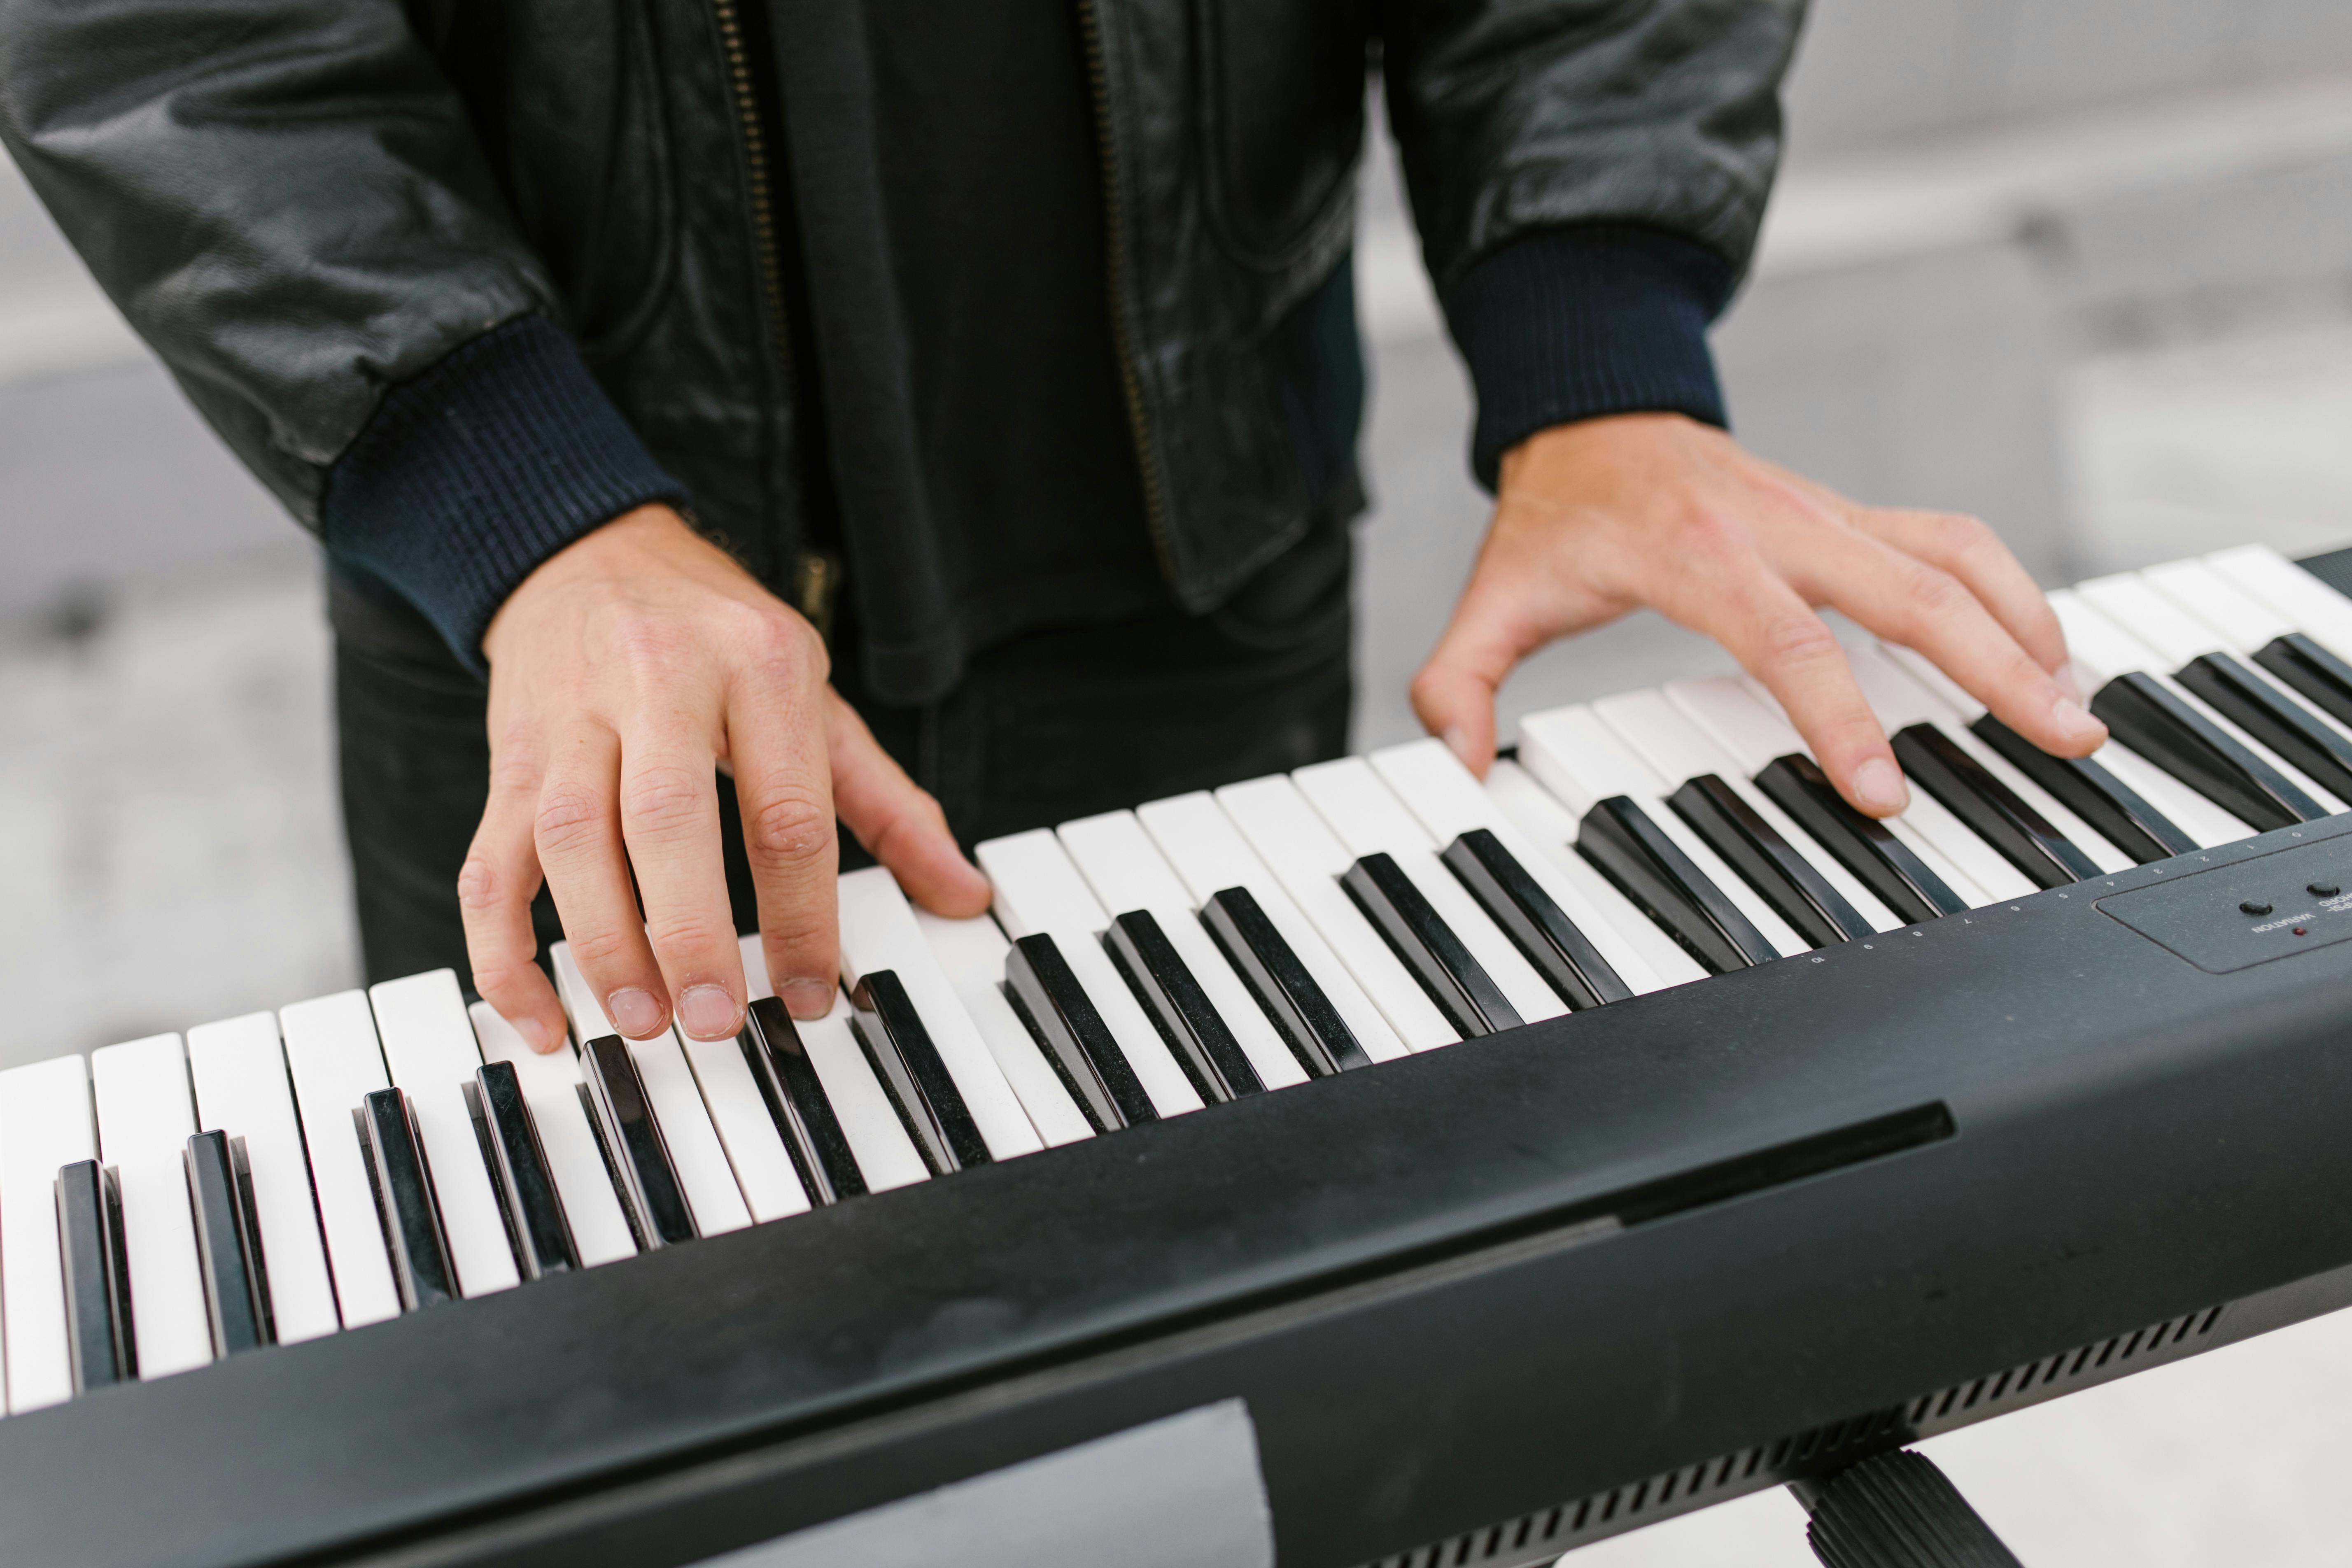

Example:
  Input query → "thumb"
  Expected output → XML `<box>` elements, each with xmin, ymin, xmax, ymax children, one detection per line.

<box><xmin>825</xmin><ymin>691</ymin><xmax>992</xmax><ymax>917</ymax></box>
<box><xmin>1410</xmin><ymin>579</ymin><xmax>1552</xmax><ymax>777</ymax></box>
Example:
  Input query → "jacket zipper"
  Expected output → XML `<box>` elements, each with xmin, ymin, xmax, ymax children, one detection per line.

<box><xmin>711</xmin><ymin>0</ymin><xmax>842</xmax><ymax>633</ymax></box>
<box><xmin>1076</xmin><ymin>0</ymin><xmax>1177</xmax><ymax>581</ymax></box>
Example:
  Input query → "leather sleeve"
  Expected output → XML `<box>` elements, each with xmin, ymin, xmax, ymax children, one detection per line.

<box><xmin>1376</xmin><ymin>0</ymin><xmax>1806</xmax><ymax>290</ymax></box>
<box><xmin>0</xmin><ymin>0</ymin><xmax>557</xmax><ymax>526</ymax></box>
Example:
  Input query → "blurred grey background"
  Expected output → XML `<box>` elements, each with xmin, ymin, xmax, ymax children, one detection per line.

<box><xmin>1</xmin><ymin>4</ymin><xmax>2350</xmax><ymax>1556</ymax></box>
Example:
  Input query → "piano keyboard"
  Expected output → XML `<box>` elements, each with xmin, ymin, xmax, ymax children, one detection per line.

<box><xmin>4</xmin><ymin>541</ymin><xmax>2352</xmax><ymax>1418</ymax></box>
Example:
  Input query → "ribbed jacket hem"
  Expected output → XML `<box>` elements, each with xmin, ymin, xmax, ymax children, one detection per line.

<box><xmin>322</xmin><ymin>315</ymin><xmax>690</xmax><ymax>675</ymax></box>
<box><xmin>1445</xmin><ymin>224</ymin><xmax>1738</xmax><ymax>492</ymax></box>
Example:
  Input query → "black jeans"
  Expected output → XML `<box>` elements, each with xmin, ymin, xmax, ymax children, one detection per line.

<box><xmin>333</xmin><ymin>530</ymin><xmax>1354</xmax><ymax>986</ymax></box>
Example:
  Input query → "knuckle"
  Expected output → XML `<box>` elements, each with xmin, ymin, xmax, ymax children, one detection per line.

<box><xmin>746</xmin><ymin>789</ymin><xmax>834</xmax><ymax>867</ymax></box>
<box><xmin>456</xmin><ymin>851</ymin><xmax>504</xmax><ymax>912</ymax></box>
<box><xmin>646</xmin><ymin>912</ymin><xmax>735</xmax><ymax>960</ymax></box>
<box><xmin>569</xmin><ymin>925</ymin><xmax>639</xmax><ymax>971</ymax></box>
<box><xmin>1672</xmin><ymin>507</ymin><xmax>1746</xmax><ymax>563</ymax></box>
<box><xmin>1933</xmin><ymin>511</ymin><xmax>1996</xmax><ymax>555</ymax></box>
<box><xmin>1759</xmin><ymin>614</ymin><xmax>1841</xmax><ymax>670</ymax></box>
<box><xmin>468</xmin><ymin>958</ymin><xmax>536</xmax><ymax>1001</ymax></box>
<box><xmin>621</xmin><ymin>763</ymin><xmax>709</xmax><ymax>839</ymax></box>
<box><xmin>1900</xmin><ymin>563</ymin><xmax>1969</xmax><ymax>620</ymax></box>
<box><xmin>533</xmin><ymin>783</ymin><xmax>608</xmax><ymax>857</ymax></box>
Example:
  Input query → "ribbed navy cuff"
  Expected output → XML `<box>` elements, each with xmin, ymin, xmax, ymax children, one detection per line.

<box><xmin>1445</xmin><ymin>224</ymin><xmax>1738</xmax><ymax>492</ymax></box>
<box><xmin>322</xmin><ymin>316</ymin><xmax>689</xmax><ymax>675</ymax></box>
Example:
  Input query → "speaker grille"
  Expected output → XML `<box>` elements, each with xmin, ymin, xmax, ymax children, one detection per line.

<box><xmin>1355</xmin><ymin>1303</ymin><xmax>2227</xmax><ymax>1568</ymax></box>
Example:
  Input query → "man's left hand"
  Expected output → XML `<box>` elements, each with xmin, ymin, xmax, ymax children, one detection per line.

<box><xmin>1410</xmin><ymin>413</ymin><xmax>2109</xmax><ymax>818</ymax></box>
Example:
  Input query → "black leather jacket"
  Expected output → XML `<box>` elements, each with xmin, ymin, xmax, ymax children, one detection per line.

<box><xmin>0</xmin><ymin>0</ymin><xmax>1801</xmax><ymax>649</ymax></box>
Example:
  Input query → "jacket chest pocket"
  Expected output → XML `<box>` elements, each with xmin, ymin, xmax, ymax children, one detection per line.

<box><xmin>1198</xmin><ymin>0</ymin><xmax>1370</xmax><ymax>270</ymax></box>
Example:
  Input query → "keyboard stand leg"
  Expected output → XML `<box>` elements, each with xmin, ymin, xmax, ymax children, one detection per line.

<box><xmin>1790</xmin><ymin>1450</ymin><xmax>2023</xmax><ymax>1568</ymax></box>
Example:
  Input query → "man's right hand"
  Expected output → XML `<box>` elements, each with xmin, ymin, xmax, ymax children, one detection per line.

<box><xmin>462</xmin><ymin>505</ymin><xmax>991</xmax><ymax>1054</ymax></box>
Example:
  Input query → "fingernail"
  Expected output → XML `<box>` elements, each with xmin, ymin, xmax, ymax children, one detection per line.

<box><xmin>1442</xmin><ymin>725</ymin><xmax>1474</xmax><ymax>767</ymax></box>
<box><xmin>2051</xmin><ymin>694</ymin><xmax>2107</xmax><ymax>745</ymax></box>
<box><xmin>781</xmin><ymin>978</ymin><xmax>834</xmax><ymax>1020</ymax></box>
<box><xmin>513</xmin><ymin>1014</ymin><xmax>557</xmax><ymax>1055</ymax></box>
<box><xmin>678</xmin><ymin>983</ymin><xmax>741</xmax><ymax>1041</ymax></box>
<box><xmin>607</xmin><ymin>986</ymin><xmax>664</xmax><ymax>1037</ymax></box>
<box><xmin>1852</xmin><ymin>757</ymin><xmax>1909</xmax><ymax>815</ymax></box>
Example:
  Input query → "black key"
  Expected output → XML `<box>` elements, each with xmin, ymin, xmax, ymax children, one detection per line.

<box><xmin>2254</xmin><ymin>632</ymin><xmax>2352</xmax><ymax>730</ymax></box>
<box><xmin>1004</xmin><ymin>932</ymin><xmax>1157</xmax><ymax>1131</ymax></box>
<box><xmin>850</xmin><ymin>969</ymin><xmax>992</xmax><ymax>1175</ymax></box>
<box><xmin>2090</xmin><ymin>671</ymin><xmax>2324</xmax><ymax>832</ymax></box>
<box><xmin>1104</xmin><ymin>909</ymin><xmax>1263</xmax><ymax>1103</ymax></box>
<box><xmin>1969</xmin><ymin>713</ymin><xmax>2195</xmax><ymax>864</ymax></box>
<box><xmin>53</xmin><ymin>1159</ymin><xmax>135</xmax><ymax>1391</ymax></box>
<box><xmin>357</xmin><ymin>1090</ymin><xmax>458</xmax><ymax>1310</ymax></box>
<box><xmin>2175</xmin><ymin>652</ymin><xmax>2352</xmax><ymax>802</ymax></box>
<box><xmin>471</xmin><ymin>1063</ymin><xmax>576</xmax><ymax>1281</ymax></box>
<box><xmin>1890</xmin><ymin>723</ymin><xmax>2100</xmax><ymax>889</ymax></box>
<box><xmin>1755</xmin><ymin>754</ymin><xmax>1967</xmax><ymax>923</ymax></box>
<box><xmin>185</xmin><ymin>1130</ymin><xmax>272</xmax><ymax>1355</ymax></box>
<box><xmin>1341</xmin><ymin>852</ymin><xmax>1523</xmax><ymax>1036</ymax></box>
<box><xmin>579</xmin><ymin>1036</ymin><xmax>697</xmax><ymax>1248</ymax></box>
<box><xmin>743</xmin><ymin>998</ymin><xmax>865</xmax><ymax>1205</ymax></box>
<box><xmin>1441</xmin><ymin>829</ymin><xmax>1632</xmax><ymax>1009</ymax></box>
<box><xmin>1576</xmin><ymin>795</ymin><xmax>1780</xmax><ymax>973</ymax></box>
<box><xmin>1200</xmin><ymin>885</ymin><xmax>1371</xmax><ymax>1076</ymax></box>
<box><xmin>1667</xmin><ymin>775</ymin><xmax>1870</xmax><ymax>946</ymax></box>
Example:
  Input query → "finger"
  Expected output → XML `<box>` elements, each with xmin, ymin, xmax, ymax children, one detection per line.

<box><xmin>534</xmin><ymin>724</ymin><xmax>670</xmax><ymax>1038</ymax></box>
<box><xmin>1699</xmin><ymin>562</ymin><xmax>1910</xmax><ymax>817</ymax></box>
<box><xmin>728</xmin><ymin>674</ymin><xmax>841</xmax><ymax>1021</ymax></box>
<box><xmin>458</xmin><ymin>749</ymin><xmax>566</xmax><ymax>1054</ymax></box>
<box><xmin>828</xmin><ymin>692</ymin><xmax>989</xmax><ymax>916</ymax></box>
<box><xmin>1796</xmin><ymin>528</ymin><xmax>2107</xmax><ymax>760</ymax></box>
<box><xmin>1854</xmin><ymin>508</ymin><xmax>2068</xmax><ymax>674</ymax></box>
<box><xmin>618</xmin><ymin>730</ymin><xmax>747</xmax><ymax>1042</ymax></box>
<box><xmin>1411</xmin><ymin>518</ymin><xmax>1624</xmax><ymax>775</ymax></box>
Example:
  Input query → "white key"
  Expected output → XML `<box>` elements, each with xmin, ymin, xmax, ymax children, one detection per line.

<box><xmin>805</xmin><ymin>986</ymin><xmax>928</xmax><ymax>1192</ymax></box>
<box><xmin>2206</xmin><ymin>544</ymin><xmax>2352</xmax><ymax>662</ymax></box>
<box><xmin>2136</xmin><ymin>561</ymin><xmax>2352</xmax><ymax>748</ymax></box>
<box><xmin>674</xmin><ymin>1010</ymin><xmax>808</xmax><ymax>1226</ymax></box>
<box><xmin>279</xmin><ymin>991</ymin><xmax>401</xmax><ymax>1328</ymax></box>
<box><xmin>838</xmin><ymin>867</ymin><xmax>1046</xmax><ymax>1156</ymax></box>
<box><xmin>1478</xmin><ymin>759</ymin><xmax>1709</xmax><ymax>990</ymax></box>
<box><xmin>1668</xmin><ymin>676</ymin><xmax>1993</xmax><ymax>908</ymax></box>
<box><xmin>977</xmin><ymin>830</ymin><xmax>1207</xmax><ymax>1115</ymax></box>
<box><xmin>1214</xmin><ymin>777</ymin><xmax>1459</xmax><ymax>1051</ymax></box>
<box><xmin>907</xmin><ymin>911</ymin><xmax>1095</xmax><ymax>1143</ymax></box>
<box><xmin>1137</xmin><ymin>791</ymin><xmax>1413</xmax><ymax>1059</ymax></box>
<box><xmin>1870</xmin><ymin>647</ymin><xmax>2132</xmax><ymax>874</ymax></box>
<box><xmin>2052</xmin><ymin>591</ymin><xmax>2338</xmax><ymax>819</ymax></box>
<box><xmin>1059</xmin><ymin>810</ymin><xmax>1310</xmax><ymax>1088</ymax></box>
<box><xmin>367</xmin><ymin>972</ymin><xmax>520</xmax><ymax>1297</ymax></box>
<box><xmin>1519</xmin><ymin>705</ymin><xmax>1816</xmax><ymax>949</ymax></box>
<box><xmin>740</xmin><ymin>937</ymin><xmax>937</xmax><ymax>1185</ymax></box>
<box><xmin>1725</xmin><ymin>672</ymin><xmax>2030</xmax><ymax>904</ymax></box>
<box><xmin>1370</xmin><ymin>738</ymin><xmax>1667</xmax><ymax>990</ymax></box>
<box><xmin>1837</xmin><ymin>648</ymin><xmax>2042</xmax><ymax>900</ymax></box>
<box><xmin>90</xmin><ymin>1035</ymin><xmax>212</xmax><ymax>1380</ymax></box>
<box><xmin>1291</xmin><ymin>758</ymin><xmax>1566</xmax><ymax>1023</ymax></box>
<box><xmin>2145</xmin><ymin>557</ymin><xmax>2298</xmax><ymax>652</ymax></box>
<box><xmin>469</xmin><ymin>1004</ymin><xmax>638</xmax><ymax>1266</ymax></box>
<box><xmin>550</xmin><ymin>945</ymin><xmax>753</xmax><ymax>1236</ymax></box>
<box><xmin>2077</xmin><ymin>574</ymin><xmax>2352</xmax><ymax>809</ymax></box>
<box><xmin>0</xmin><ymin>1055</ymin><xmax>96</xmax><ymax>1412</ymax></box>
<box><xmin>1590</xmin><ymin>691</ymin><xmax>1902</xmax><ymax>932</ymax></box>
<box><xmin>186</xmin><ymin>1013</ymin><xmax>338</xmax><ymax>1344</ymax></box>
<box><xmin>1884</xmin><ymin>634</ymin><xmax>2250</xmax><ymax>850</ymax></box>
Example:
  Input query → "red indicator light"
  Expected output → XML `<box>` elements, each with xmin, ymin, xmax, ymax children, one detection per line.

<box><xmin>2294</xmin><ymin>926</ymin><xmax>2309</xmax><ymax>937</ymax></box>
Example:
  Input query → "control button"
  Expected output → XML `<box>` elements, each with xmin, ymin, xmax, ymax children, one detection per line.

<box><xmin>2310</xmin><ymin>882</ymin><xmax>2341</xmax><ymax>898</ymax></box>
<box><xmin>2240</xmin><ymin>899</ymin><xmax>2274</xmax><ymax>916</ymax></box>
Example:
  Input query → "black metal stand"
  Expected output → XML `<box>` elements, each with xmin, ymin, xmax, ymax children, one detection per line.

<box><xmin>1792</xmin><ymin>1449</ymin><xmax>2025</xmax><ymax>1568</ymax></box>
